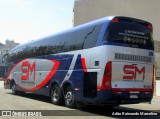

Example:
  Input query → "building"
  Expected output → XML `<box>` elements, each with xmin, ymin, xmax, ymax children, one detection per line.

<box><xmin>73</xmin><ymin>0</ymin><xmax>160</xmax><ymax>42</ymax></box>
<box><xmin>0</xmin><ymin>43</ymin><xmax>5</xmax><ymax>56</ymax></box>
<box><xmin>0</xmin><ymin>40</ymin><xmax>19</xmax><ymax>66</ymax></box>
<box><xmin>73</xmin><ymin>0</ymin><xmax>160</xmax><ymax>64</ymax></box>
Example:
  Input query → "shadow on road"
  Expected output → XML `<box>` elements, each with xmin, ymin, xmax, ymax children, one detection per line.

<box><xmin>7</xmin><ymin>92</ymin><xmax>51</xmax><ymax>103</ymax></box>
<box><xmin>6</xmin><ymin>92</ymin><xmax>160</xmax><ymax>118</ymax></box>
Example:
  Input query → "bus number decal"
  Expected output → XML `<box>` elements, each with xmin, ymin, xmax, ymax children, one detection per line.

<box><xmin>21</xmin><ymin>61</ymin><xmax>36</xmax><ymax>80</ymax></box>
<box><xmin>123</xmin><ymin>65</ymin><xmax>145</xmax><ymax>80</ymax></box>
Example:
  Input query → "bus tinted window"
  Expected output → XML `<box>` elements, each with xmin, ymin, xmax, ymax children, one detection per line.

<box><xmin>104</xmin><ymin>22</ymin><xmax>154</xmax><ymax>48</ymax></box>
<box><xmin>7</xmin><ymin>24</ymin><xmax>102</xmax><ymax>62</ymax></box>
<box><xmin>83</xmin><ymin>24</ymin><xmax>102</xmax><ymax>48</ymax></box>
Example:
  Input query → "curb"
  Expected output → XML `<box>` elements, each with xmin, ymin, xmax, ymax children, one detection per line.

<box><xmin>151</xmin><ymin>96</ymin><xmax>160</xmax><ymax>104</ymax></box>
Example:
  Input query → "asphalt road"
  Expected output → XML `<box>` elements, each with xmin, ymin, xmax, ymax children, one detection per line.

<box><xmin>0</xmin><ymin>81</ymin><xmax>160</xmax><ymax>119</ymax></box>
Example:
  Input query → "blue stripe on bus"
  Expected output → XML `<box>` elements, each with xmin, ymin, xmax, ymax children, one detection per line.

<box><xmin>37</xmin><ymin>54</ymin><xmax>74</xmax><ymax>70</ymax></box>
<box><xmin>96</xmin><ymin>20</ymin><xmax>110</xmax><ymax>46</ymax></box>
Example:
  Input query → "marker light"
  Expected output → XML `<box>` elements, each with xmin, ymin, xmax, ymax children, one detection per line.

<box><xmin>148</xmin><ymin>24</ymin><xmax>152</xmax><ymax>30</ymax></box>
<box><xmin>112</xmin><ymin>18</ymin><xmax>119</xmax><ymax>23</ymax></box>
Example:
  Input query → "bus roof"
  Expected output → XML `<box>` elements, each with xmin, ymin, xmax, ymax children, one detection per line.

<box><xmin>10</xmin><ymin>16</ymin><xmax>152</xmax><ymax>53</ymax></box>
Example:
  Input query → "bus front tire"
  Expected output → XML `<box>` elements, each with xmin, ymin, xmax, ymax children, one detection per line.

<box><xmin>51</xmin><ymin>85</ymin><xmax>63</xmax><ymax>105</ymax></box>
<box><xmin>64</xmin><ymin>86</ymin><xmax>76</xmax><ymax>108</ymax></box>
<box><xmin>11</xmin><ymin>84</ymin><xmax>17</xmax><ymax>95</ymax></box>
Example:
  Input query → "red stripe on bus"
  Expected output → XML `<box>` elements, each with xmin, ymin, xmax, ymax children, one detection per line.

<box><xmin>81</xmin><ymin>58</ymin><xmax>87</xmax><ymax>72</ymax></box>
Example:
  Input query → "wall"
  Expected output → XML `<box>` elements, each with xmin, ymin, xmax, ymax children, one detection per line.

<box><xmin>74</xmin><ymin>0</ymin><xmax>160</xmax><ymax>42</ymax></box>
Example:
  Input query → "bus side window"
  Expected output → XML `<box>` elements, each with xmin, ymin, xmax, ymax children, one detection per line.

<box><xmin>83</xmin><ymin>24</ymin><xmax>103</xmax><ymax>49</ymax></box>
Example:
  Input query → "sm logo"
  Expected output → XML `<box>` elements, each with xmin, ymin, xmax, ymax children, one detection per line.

<box><xmin>21</xmin><ymin>61</ymin><xmax>36</xmax><ymax>80</ymax></box>
<box><xmin>123</xmin><ymin>65</ymin><xmax>145</xmax><ymax>80</ymax></box>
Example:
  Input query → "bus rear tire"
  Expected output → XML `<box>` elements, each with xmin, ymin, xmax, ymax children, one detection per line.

<box><xmin>64</xmin><ymin>86</ymin><xmax>76</xmax><ymax>108</ymax></box>
<box><xmin>51</xmin><ymin>84</ymin><xmax>63</xmax><ymax>105</ymax></box>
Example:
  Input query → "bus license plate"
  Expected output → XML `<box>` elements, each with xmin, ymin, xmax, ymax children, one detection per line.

<box><xmin>130</xmin><ymin>95</ymin><xmax>138</xmax><ymax>98</ymax></box>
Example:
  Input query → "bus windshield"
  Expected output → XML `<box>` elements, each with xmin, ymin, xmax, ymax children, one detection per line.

<box><xmin>104</xmin><ymin>22</ymin><xmax>154</xmax><ymax>49</ymax></box>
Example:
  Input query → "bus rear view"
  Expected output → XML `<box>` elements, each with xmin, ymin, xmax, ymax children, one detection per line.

<box><xmin>100</xmin><ymin>16</ymin><xmax>154</xmax><ymax>104</ymax></box>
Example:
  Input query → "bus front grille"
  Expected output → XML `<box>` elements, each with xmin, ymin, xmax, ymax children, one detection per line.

<box><xmin>115</xmin><ymin>53</ymin><xmax>152</xmax><ymax>63</ymax></box>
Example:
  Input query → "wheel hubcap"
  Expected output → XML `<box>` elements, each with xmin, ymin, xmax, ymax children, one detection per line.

<box><xmin>53</xmin><ymin>89</ymin><xmax>59</xmax><ymax>102</ymax></box>
<box><xmin>65</xmin><ymin>91</ymin><xmax>73</xmax><ymax>104</ymax></box>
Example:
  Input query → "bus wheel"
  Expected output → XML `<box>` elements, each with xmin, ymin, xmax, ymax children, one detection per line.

<box><xmin>11</xmin><ymin>84</ymin><xmax>17</xmax><ymax>95</ymax></box>
<box><xmin>51</xmin><ymin>85</ymin><xmax>63</xmax><ymax>105</ymax></box>
<box><xmin>64</xmin><ymin>86</ymin><xmax>76</xmax><ymax>108</ymax></box>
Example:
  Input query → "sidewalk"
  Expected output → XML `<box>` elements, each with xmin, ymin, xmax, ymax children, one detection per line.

<box><xmin>151</xmin><ymin>96</ymin><xmax>160</xmax><ymax>104</ymax></box>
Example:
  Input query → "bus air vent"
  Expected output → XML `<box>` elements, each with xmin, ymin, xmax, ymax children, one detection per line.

<box><xmin>115</xmin><ymin>53</ymin><xmax>152</xmax><ymax>63</ymax></box>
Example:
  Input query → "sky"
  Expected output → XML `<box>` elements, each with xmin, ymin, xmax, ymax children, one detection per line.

<box><xmin>0</xmin><ymin>0</ymin><xmax>74</xmax><ymax>44</ymax></box>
